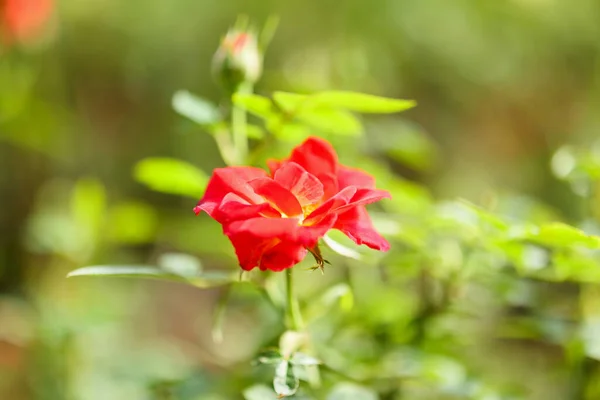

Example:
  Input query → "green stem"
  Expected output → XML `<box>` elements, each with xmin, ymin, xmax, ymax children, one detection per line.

<box><xmin>212</xmin><ymin>285</ymin><xmax>233</xmax><ymax>343</ymax></box>
<box><xmin>232</xmin><ymin>82</ymin><xmax>252</xmax><ymax>164</ymax></box>
<box><xmin>286</xmin><ymin>268</ymin><xmax>303</xmax><ymax>331</ymax></box>
<box><xmin>214</xmin><ymin>126</ymin><xmax>237</xmax><ymax>166</ymax></box>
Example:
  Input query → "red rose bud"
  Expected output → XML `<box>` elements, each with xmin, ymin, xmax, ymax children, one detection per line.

<box><xmin>194</xmin><ymin>137</ymin><xmax>392</xmax><ymax>272</ymax></box>
<box><xmin>212</xmin><ymin>29</ymin><xmax>262</xmax><ymax>91</ymax></box>
<box><xmin>1</xmin><ymin>0</ymin><xmax>53</xmax><ymax>45</ymax></box>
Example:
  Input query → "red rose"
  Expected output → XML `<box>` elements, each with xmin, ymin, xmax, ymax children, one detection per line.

<box><xmin>194</xmin><ymin>137</ymin><xmax>391</xmax><ymax>272</ymax></box>
<box><xmin>2</xmin><ymin>0</ymin><xmax>53</xmax><ymax>45</ymax></box>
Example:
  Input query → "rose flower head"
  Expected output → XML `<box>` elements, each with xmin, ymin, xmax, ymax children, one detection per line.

<box><xmin>194</xmin><ymin>137</ymin><xmax>391</xmax><ymax>272</ymax></box>
<box><xmin>212</xmin><ymin>27</ymin><xmax>262</xmax><ymax>92</ymax></box>
<box><xmin>1</xmin><ymin>0</ymin><xmax>53</xmax><ymax>45</ymax></box>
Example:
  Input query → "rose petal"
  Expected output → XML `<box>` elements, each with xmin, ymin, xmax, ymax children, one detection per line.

<box><xmin>317</xmin><ymin>172</ymin><xmax>338</xmax><ymax>200</ymax></box>
<box><xmin>334</xmin><ymin>188</ymin><xmax>392</xmax><ymax>214</ymax></box>
<box><xmin>288</xmin><ymin>137</ymin><xmax>338</xmax><ymax>177</ymax></box>
<box><xmin>266</xmin><ymin>159</ymin><xmax>282</xmax><ymax>176</ymax></box>
<box><xmin>224</xmin><ymin>217</ymin><xmax>301</xmax><ymax>240</ymax></box>
<box><xmin>274</xmin><ymin>162</ymin><xmax>324</xmax><ymax>207</ymax></box>
<box><xmin>337</xmin><ymin>166</ymin><xmax>375</xmax><ymax>189</ymax></box>
<box><xmin>334</xmin><ymin>206</ymin><xmax>390</xmax><ymax>251</ymax></box>
<box><xmin>304</xmin><ymin>186</ymin><xmax>357</xmax><ymax>225</ymax></box>
<box><xmin>215</xmin><ymin>193</ymin><xmax>280</xmax><ymax>223</ymax></box>
<box><xmin>248</xmin><ymin>177</ymin><xmax>303</xmax><ymax>217</ymax></box>
<box><xmin>259</xmin><ymin>241</ymin><xmax>308</xmax><ymax>271</ymax></box>
<box><xmin>228</xmin><ymin>233</ymin><xmax>277</xmax><ymax>271</ymax></box>
<box><xmin>196</xmin><ymin>167</ymin><xmax>267</xmax><ymax>217</ymax></box>
<box><xmin>298</xmin><ymin>213</ymin><xmax>337</xmax><ymax>247</ymax></box>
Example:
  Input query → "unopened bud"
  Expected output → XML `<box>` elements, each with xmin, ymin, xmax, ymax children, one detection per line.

<box><xmin>212</xmin><ymin>29</ymin><xmax>262</xmax><ymax>92</ymax></box>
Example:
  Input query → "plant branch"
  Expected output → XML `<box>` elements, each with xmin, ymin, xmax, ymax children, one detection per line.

<box><xmin>232</xmin><ymin>82</ymin><xmax>252</xmax><ymax>164</ymax></box>
<box><xmin>286</xmin><ymin>268</ymin><xmax>304</xmax><ymax>331</ymax></box>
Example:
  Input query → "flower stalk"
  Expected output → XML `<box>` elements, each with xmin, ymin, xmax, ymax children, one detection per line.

<box><xmin>232</xmin><ymin>81</ymin><xmax>252</xmax><ymax>165</ymax></box>
<box><xmin>286</xmin><ymin>267</ymin><xmax>304</xmax><ymax>331</ymax></box>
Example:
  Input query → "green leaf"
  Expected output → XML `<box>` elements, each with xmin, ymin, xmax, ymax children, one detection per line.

<box><xmin>67</xmin><ymin>265</ymin><xmax>187</xmax><ymax>281</ymax></box>
<box><xmin>157</xmin><ymin>252</ymin><xmax>202</xmax><ymax>276</ymax></box>
<box><xmin>256</xmin><ymin>349</ymin><xmax>283</xmax><ymax>365</ymax></box>
<box><xmin>133</xmin><ymin>157</ymin><xmax>207</xmax><ymax>198</ymax></box>
<box><xmin>259</xmin><ymin>15</ymin><xmax>280</xmax><ymax>50</ymax></box>
<box><xmin>384</xmin><ymin>124</ymin><xmax>437</xmax><ymax>171</ymax></box>
<box><xmin>243</xmin><ymin>385</ymin><xmax>279</xmax><ymax>400</ymax></box>
<box><xmin>211</xmin><ymin>285</ymin><xmax>232</xmax><ymax>343</ymax></box>
<box><xmin>272</xmin><ymin>91</ymin><xmax>309</xmax><ymax>113</ymax></box>
<box><xmin>290</xmin><ymin>352</ymin><xmax>320</xmax><ymax>366</ymax></box>
<box><xmin>273</xmin><ymin>92</ymin><xmax>362</xmax><ymax>135</ymax></box>
<box><xmin>67</xmin><ymin>265</ymin><xmax>236</xmax><ymax>288</ymax></box>
<box><xmin>273</xmin><ymin>361</ymin><xmax>299</xmax><ymax>397</ymax></box>
<box><xmin>551</xmin><ymin>146</ymin><xmax>578</xmax><ymax>180</ymax></box>
<box><xmin>172</xmin><ymin>90</ymin><xmax>221</xmax><ymax>125</ymax></box>
<box><xmin>106</xmin><ymin>201</ymin><xmax>158</xmax><ymax>244</ymax></box>
<box><xmin>458</xmin><ymin>200</ymin><xmax>510</xmax><ymax>231</ymax></box>
<box><xmin>70</xmin><ymin>178</ymin><xmax>106</xmax><ymax>236</ymax></box>
<box><xmin>327</xmin><ymin>383</ymin><xmax>378</xmax><ymax>400</ymax></box>
<box><xmin>0</xmin><ymin>63</ymin><xmax>35</xmax><ymax>122</ymax></box>
<box><xmin>313</xmin><ymin>91</ymin><xmax>416</xmax><ymax>113</ymax></box>
<box><xmin>273</xmin><ymin>91</ymin><xmax>416</xmax><ymax>114</ymax></box>
<box><xmin>246</xmin><ymin>123</ymin><xmax>265</xmax><ymax>139</ymax></box>
<box><xmin>319</xmin><ymin>283</ymin><xmax>354</xmax><ymax>312</ymax></box>
<box><xmin>323</xmin><ymin>233</ymin><xmax>361</xmax><ymax>260</ymax></box>
<box><xmin>273</xmin><ymin>123</ymin><xmax>311</xmax><ymax>142</ymax></box>
<box><xmin>297</xmin><ymin>107</ymin><xmax>362</xmax><ymax>135</ymax></box>
<box><xmin>524</xmin><ymin>223</ymin><xmax>600</xmax><ymax>249</ymax></box>
<box><xmin>552</xmin><ymin>250</ymin><xmax>600</xmax><ymax>282</ymax></box>
<box><xmin>233</xmin><ymin>93</ymin><xmax>276</xmax><ymax>120</ymax></box>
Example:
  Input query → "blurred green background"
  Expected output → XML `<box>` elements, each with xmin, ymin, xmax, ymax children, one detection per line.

<box><xmin>3</xmin><ymin>0</ymin><xmax>600</xmax><ymax>399</ymax></box>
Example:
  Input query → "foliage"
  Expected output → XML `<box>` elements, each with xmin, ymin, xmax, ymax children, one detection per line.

<box><xmin>3</xmin><ymin>3</ymin><xmax>600</xmax><ymax>400</ymax></box>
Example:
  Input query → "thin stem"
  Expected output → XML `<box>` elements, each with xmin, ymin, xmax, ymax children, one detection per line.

<box><xmin>232</xmin><ymin>82</ymin><xmax>252</xmax><ymax>164</ymax></box>
<box><xmin>286</xmin><ymin>268</ymin><xmax>304</xmax><ymax>331</ymax></box>
<box><xmin>214</xmin><ymin>127</ymin><xmax>237</xmax><ymax>166</ymax></box>
<box><xmin>211</xmin><ymin>285</ymin><xmax>233</xmax><ymax>343</ymax></box>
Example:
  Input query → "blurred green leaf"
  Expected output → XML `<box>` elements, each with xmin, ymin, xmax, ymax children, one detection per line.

<box><xmin>313</xmin><ymin>91</ymin><xmax>416</xmax><ymax>113</ymax></box>
<box><xmin>273</xmin><ymin>361</ymin><xmax>299</xmax><ymax>397</ymax></box>
<box><xmin>211</xmin><ymin>285</ymin><xmax>231</xmax><ymax>344</ymax></box>
<box><xmin>133</xmin><ymin>157</ymin><xmax>208</xmax><ymax>198</ymax></box>
<box><xmin>385</xmin><ymin>125</ymin><xmax>437</xmax><ymax>171</ymax></box>
<box><xmin>67</xmin><ymin>265</ymin><xmax>236</xmax><ymax>288</ymax></box>
<box><xmin>67</xmin><ymin>265</ymin><xmax>185</xmax><ymax>281</ymax></box>
<box><xmin>272</xmin><ymin>91</ymin><xmax>307</xmax><ymax>113</ymax></box>
<box><xmin>327</xmin><ymin>383</ymin><xmax>377</xmax><ymax>400</ymax></box>
<box><xmin>458</xmin><ymin>200</ymin><xmax>510</xmax><ymax>231</ymax></box>
<box><xmin>321</xmin><ymin>283</ymin><xmax>354</xmax><ymax>312</ymax></box>
<box><xmin>256</xmin><ymin>349</ymin><xmax>283</xmax><ymax>365</ymax></box>
<box><xmin>323</xmin><ymin>233</ymin><xmax>361</xmax><ymax>260</ymax></box>
<box><xmin>552</xmin><ymin>250</ymin><xmax>600</xmax><ymax>282</ymax></box>
<box><xmin>243</xmin><ymin>385</ymin><xmax>279</xmax><ymax>400</ymax></box>
<box><xmin>70</xmin><ymin>178</ymin><xmax>106</xmax><ymax>235</ymax></box>
<box><xmin>233</xmin><ymin>93</ymin><xmax>276</xmax><ymax>120</ymax></box>
<box><xmin>259</xmin><ymin>15</ymin><xmax>280</xmax><ymax>50</ymax></box>
<box><xmin>581</xmin><ymin>320</ymin><xmax>600</xmax><ymax>360</ymax></box>
<box><xmin>274</xmin><ymin>123</ymin><xmax>311</xmax><ymax>142</ymax></box>
<box><xmin>290</xmin><ymin>352</ymin><xmax>321</xmax><ymax>366</ymax></box>
<box><xmin>297</xmin><ymin>107</ymin><xmax>362</xmax><ymax>135</ymax></box>
<box><xmin>0</xmin><ymin>63</ymin><xmax>35</xmax><ymax>122</ymax></box>
<box><xmin>246</xmin><ymin>123</ymin><xmax>265</xmax><ymax>139</ymax></box>
<box><xmin>106</xmin><ymin>201</ymin><xmax>158</xmax><ymax>244</ymax></box>
<box><xmin>157</xmin><ymin>252</ymin><xmax>202</xmax><ymax>276</ymax></box>
<box><xmin>551</xmin><ymin>145</ymin><xmax>578</xmax><ymax>180</ymax></box>
<box><xmin>172</xmin><ymin>90</ymin><xmax>221</xmax><ymax>125</ymax></box>
<box><xmin>273</xmin><ymin>91</ymin><xmax>416</xmax><ymax>114</ymax></box>
<box><xmin>524</xmin><ymin>223</ymin><xmax>600</xmax><ymax>249</ymax></box>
